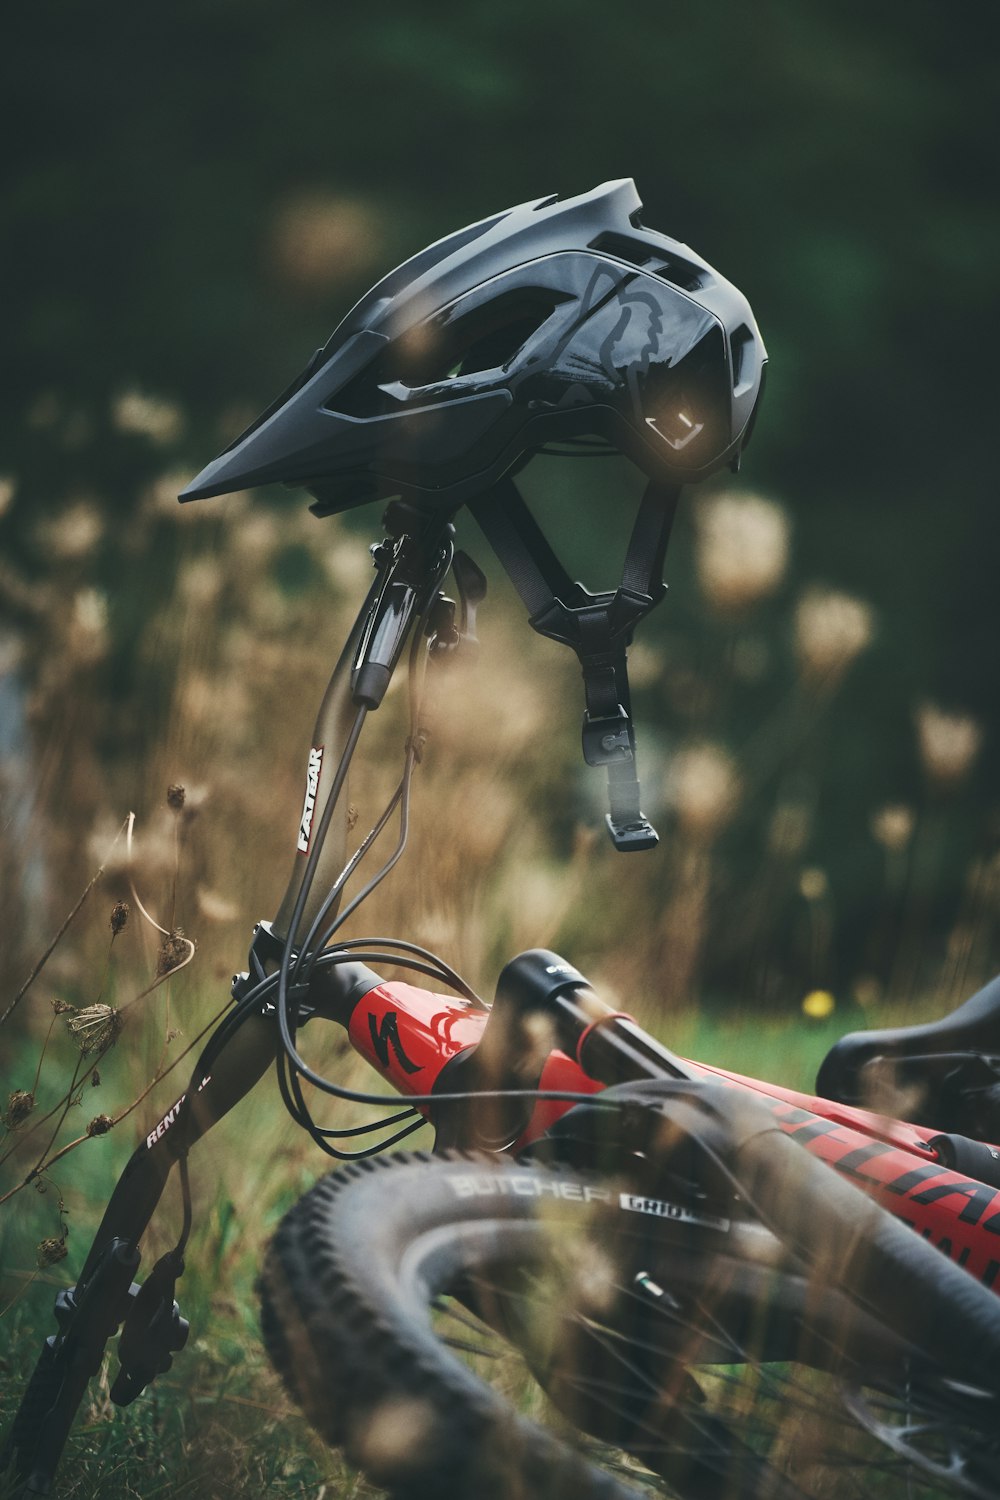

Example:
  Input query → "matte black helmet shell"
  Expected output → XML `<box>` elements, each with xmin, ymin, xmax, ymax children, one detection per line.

<box><xmin>181</xmin><ymin>179</ymin><xmax>766</xmax><ymax>514</ymax></box>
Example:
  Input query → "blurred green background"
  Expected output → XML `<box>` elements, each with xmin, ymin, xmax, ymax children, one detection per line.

<box><xmin>2</xmin><ymin>0</ymin><xmax>998</xmax><ymax>1010</ymax></box>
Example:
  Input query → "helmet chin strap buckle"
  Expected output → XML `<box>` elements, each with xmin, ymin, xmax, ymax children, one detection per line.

<box><xmin>582</xmin><ymin>708</ymin><xmax>632</xmax><ymax>767</ymax></box>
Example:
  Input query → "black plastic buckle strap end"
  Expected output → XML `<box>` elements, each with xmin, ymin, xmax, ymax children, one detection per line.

<box><xmin>606</xmin><ymin>753</ymin><xmax>658</xmax><ymax>852</ymax></box>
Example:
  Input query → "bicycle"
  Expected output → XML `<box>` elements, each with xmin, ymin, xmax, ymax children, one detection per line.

<box><xmin>6</xmin><ymin>178</ymin><xmax>1000</xmax><ymax>1499</ymax></box>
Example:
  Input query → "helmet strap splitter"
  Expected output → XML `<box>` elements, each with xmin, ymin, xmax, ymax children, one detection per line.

<box><xmin>470</xmin><ymin>477</ymin><xmax>680</xmax><ymax>852</ymax></box>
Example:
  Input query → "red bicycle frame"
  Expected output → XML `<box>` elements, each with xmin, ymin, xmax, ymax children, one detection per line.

<box><xmin>346</xmin><ymin>971</ymin><xmax>1000</xmax><ymax>1289</ymax></box>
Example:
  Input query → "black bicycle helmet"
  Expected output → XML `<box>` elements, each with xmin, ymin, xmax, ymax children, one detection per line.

<box><xmin>180</xmin><ymin>179</ymin><xmax>765</xmax><ymax>513</ymax></box>
<box><xmin>183</xmin><ymin>182</ymin><xmax>766</xmax><ymax>852</ymax></box>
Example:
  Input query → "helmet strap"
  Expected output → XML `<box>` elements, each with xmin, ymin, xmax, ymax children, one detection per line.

<box><xmin>469</xmin><ymin>477</ymin><xmax>680</xmax><ymax>852</ymax></box>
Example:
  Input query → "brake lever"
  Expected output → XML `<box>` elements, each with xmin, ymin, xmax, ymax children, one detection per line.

<box><xmin>111</xmin><ymin>1249</ymin><xmax>190</xmax><ymax>1406</ymax></box>
<box><xmin>351</xmin><ymin>535</ymin><xmax>423</xmax><ymax>708</ymax></box>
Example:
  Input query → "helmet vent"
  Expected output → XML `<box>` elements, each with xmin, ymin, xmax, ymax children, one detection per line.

<box><xmin>589</xmin><ymin>231</ymin><xmax>660</xmax><ymax>267</ymax></box>
<box><xmin>650</xmin><ymin>258</ymin><xmax>712</xmax><ymax>294</ymax></box>
<box><xmin>328</xmin><ymin>291</ymin><xmax>566</xmax><ymax>417</ymax></box>
<box><xmin>729</xmin><ymin>323</ymin><xmax>755</xmax><ymax>395</ymax></box>
<box><xmin>589</xmin><ymin>231</ymin><xmax>711</xmax><ymax>294</ymax></box>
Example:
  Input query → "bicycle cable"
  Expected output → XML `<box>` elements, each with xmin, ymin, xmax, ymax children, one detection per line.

<box><xmin>249</xmin><ymin>539</ymin><xmax>637</xmax><ymax>1160</ymax></box>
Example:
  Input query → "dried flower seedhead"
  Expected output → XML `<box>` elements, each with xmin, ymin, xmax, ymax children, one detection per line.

<box><xmin>91</xmin><ymin>1069</ymin><xmax>101</xmax><ymax>1087</ymax></box>
<box><xmin>166</xmin><ymin>784</ymin><xmax>186</xmax><ymax>811</ymax></box>
<box><xmin>87</xmin><ymin>1114</ymin><xmax>113</xmax><ymax>1137</ymax></box>
<box><xmin>178</xmin><ymin>557</ymin><xmax>222</xmax><ymax>609</ymax></box>
<box><xmin>157</xmin><ymin>928</ymin><xmax>193</xmax><ymax>976</ymax></box>
<box><xmin>110</xmin><ymin>900</ymin><xmax>130</xmax><ymax>936</ymax></box>
<box><xmin>667</xmin><ymin>743</ymin><xmax>741</xmax><ymax>843</ymax></box>
<box><xmin>794</xmin><ymin>588</ymin><xmax>875</xmax><ymax>686</ymax></box>
<box><xmin>4</xmin><ymin>1089</ymin><xmax>35</xmax><ymax>1129</ymax></box>
<box><xmin>112</xmin><ymin>389</ymin><xmax>183</xmax><ymax>445</ymax></box>
<box><xmin>51</xmin><ymin>998</ymin><xmax>74</xmax><ymax>1015</ymax></box>
<box><xmin>915</xmin><ymin>703</ymin><xmax>983</xmax><ymax>788</ymax></box>
<box><xmin>799</xmin><ymin>867</ymin><xmax>829</xmax><ymax>902</ymax></box>
<box><xmin>42</xmin><ymin>498</ymin><xmax>103</xmax><ymax>561</ymax></box>
<box><xmin>870</xmin><ymin>804</ymin><xmax>915</xmax><ymax>853</ymax></box>
<box><xmin>695</xmin><ymin>491</ymin><xmax>790</xmax><ymax>613</ymax></box>
<box><xmin>37</xmin><ymin>1237</ymin><xmax>68</xmax><ymax>1268</ymax></box>
<box><xmin>65</xmin><ymin>1003</ymin><xmax>123</xmax><ymax>1056</ymax></box>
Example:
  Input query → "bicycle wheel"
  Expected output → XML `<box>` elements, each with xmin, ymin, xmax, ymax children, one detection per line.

<box><xmin>258</xmin><ymin>1145</ymin><xmax>1000</xmax><ymax>1499</ymax></box>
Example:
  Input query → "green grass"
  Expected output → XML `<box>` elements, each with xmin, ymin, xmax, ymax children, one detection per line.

<box><xmin>665</xmin><ymin>1005</ymin><xmax>850</xmax><ymax>1092</ymax></box>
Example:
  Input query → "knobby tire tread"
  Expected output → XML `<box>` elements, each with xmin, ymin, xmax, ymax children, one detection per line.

<box><xmin>258</xmin><ymin>1140</ymin><xmax>1000</xmax><ymax>1500</ymax></box>
<box><xmin>260</xmin><ymin>1152</ymin><xmax>639</xmax><ymax>1500</ymax></box>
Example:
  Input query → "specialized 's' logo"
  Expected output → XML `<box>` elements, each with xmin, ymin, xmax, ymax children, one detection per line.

<box><xmin>368</xmin><ymin>1010</ymin><xmax>422</xmax><ymax>1074</ymax></box>
<box><xmin>297</xmin><ymin>746</ymin><xmax>324</xmax><ymax>853</ymax></box>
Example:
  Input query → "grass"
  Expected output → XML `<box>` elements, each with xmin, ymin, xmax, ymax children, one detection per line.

<box><xmin>0</xmin><ymin>988</ymin><xmax>929</xmax><ymax>1500</ymax></box>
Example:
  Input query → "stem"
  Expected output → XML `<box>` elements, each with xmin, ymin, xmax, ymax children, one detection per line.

<box><xmin>0</xmin><ymin>815</ymin><xmax>130</xmax><ymax>1027</ymax></box>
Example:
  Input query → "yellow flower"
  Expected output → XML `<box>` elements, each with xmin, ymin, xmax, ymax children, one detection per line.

<box><xmin>802</xmin><ymin>989</ymin><xmax>836</xmax><ymax>1020</ymax></box>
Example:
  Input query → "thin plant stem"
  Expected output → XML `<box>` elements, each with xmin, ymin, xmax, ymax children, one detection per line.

<box><xmin>0</xmin><ymin>816</ymin><xmax>130</xmax><ymax>1027</ymax></box>
<box><xmin>31</xmin><ymin>1014</ymin><xmax>58</xmax><ymax>1095</ymax></box>
<box><xmin>126</xmin><ymin>811</ymin><xmax>171</xmax><ymax>938</ymax></box>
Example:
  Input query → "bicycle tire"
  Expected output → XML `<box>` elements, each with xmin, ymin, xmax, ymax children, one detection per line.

<box><xmin>258</xmin><ymin>1141</ymin><xmax>1000</xmax><ymax>1499</ymax></box>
